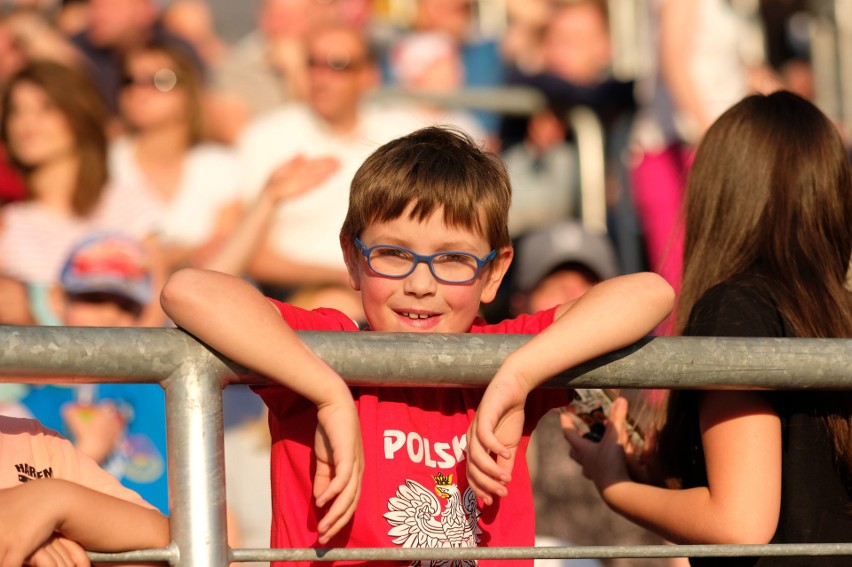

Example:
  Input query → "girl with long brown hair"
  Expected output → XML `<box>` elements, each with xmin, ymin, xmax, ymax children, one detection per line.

<box><xmin>0</xmin><ymin>60</ymin><xmax>167</xmax><ymax>326</ymax></box>
<box><xmin>564</xmin><ymin>90</ymin><xmax>852</xmax><ymax>565</ymax></box>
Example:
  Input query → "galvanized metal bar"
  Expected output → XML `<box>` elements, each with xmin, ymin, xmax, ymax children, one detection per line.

<box><xmin>3</xmin><ymin>325</ymin><xmax>852</xmax><ymax>565</ymax></box>
<box><xmin>88</xmin><ymin>541</ymin><xmax>852</xmax><ymax>564</ymax></box>
<box><xmin>566</xmin><ymin>107</ymin><xmax>608</xmax><ymax>235</ymax></box>
<box><xmin>223</xmin><ymin>542</ymin><xmax>852</xmax><ymax>562</ymax></box>
<box><xmin>0</xmin><ymin>325</ymin><xmax>230</xmax><ymax>382</ymax></box>
<box><xmin>162</xmin><ymin>360</ymin><xmax>230</xmax><ymax>567</ymax></box>
<box><xmin>88</xmin><ymin>548</ymin><xmax>175</xmax><ymax>563</ymax></box>
<box><xmin>2</xmin><ymin>326</ymin><xmax>851</xmax><ymax>389</ymax></box>
<box><xmin>368</xmin><ymin>85</ymin><xmax>547</xmax><ymax>117</ymax></box>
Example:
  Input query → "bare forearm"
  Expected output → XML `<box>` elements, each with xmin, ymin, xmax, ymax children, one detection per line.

<box><xmin>602</xmin><ymin>481</ymin><xmax>767</xmax><ymax>545</ymax></box>
<box><xmin>503</xmin><ymin>272</ymin><xmax>674</xmax><ymax>391</ymax></box>
<box><xmin>138</xmin><ymin>236</ymin><xmax>168</xmax><ymax>327</ymax></box>
<box><xmin>44</xmin><ymin>480</ymin><xmax>168</xmax><ymax>551</ymax></box>
<box><xmin>204</xmin><ymin>194</ymin><xmax>277</xmax><ymax>276</ymax></box>
<box><xmin>160</xmin><ymin>268</ymin><xmax>351</xmax><ymax>406</ymax></box>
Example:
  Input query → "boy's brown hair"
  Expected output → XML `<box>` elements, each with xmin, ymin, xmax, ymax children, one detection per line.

<box><xmin>340</xmin><ymin>126</ymin><xmax>512</xmax><ymax>250</ymax></box>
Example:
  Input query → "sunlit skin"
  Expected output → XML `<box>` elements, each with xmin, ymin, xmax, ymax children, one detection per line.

<box><xmin>5</xmin><ymin>81</ymin><xmax>76</xmax><ymax>168</ymax></box>
<box><xmin>416</xmin><ymin>0</ymin><xmax>473</xmax><ymax>41</ymax></box>
<box><xmin>543</xmin><ymin>2</ymin><xmax>612</xmax><ymax>86</ymax></box>
<box><xmin>86</xmin><ymin>0</ymin><xmax>156</xmax><ymax>49</ymax></box>
<box><xmin>342</xmin><ymin>205</ymin><xmax>512</xmax><ymax>334</ymax></box>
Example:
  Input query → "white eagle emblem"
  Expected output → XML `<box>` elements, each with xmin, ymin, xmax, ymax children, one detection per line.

<box><xmin>384</xmin><ymin>473</ymin><xmax>482</xmax><ymax>567</ymax></box>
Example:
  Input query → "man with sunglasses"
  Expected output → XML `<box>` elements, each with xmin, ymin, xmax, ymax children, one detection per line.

<box><xmin>237</xmin><ymin>23</ymin><xmax>422</xmax><ymax>300</ymax></box>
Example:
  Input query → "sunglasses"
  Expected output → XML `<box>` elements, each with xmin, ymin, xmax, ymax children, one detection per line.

<box><xmin>120</xmin><ymin>68</ymin><xmax>180</xmax><ymax>93</ymax></box>
<box><xmin>306</xmin><ymin>55</ymin><xmax>369</xmax><ymax>72</ymax></box>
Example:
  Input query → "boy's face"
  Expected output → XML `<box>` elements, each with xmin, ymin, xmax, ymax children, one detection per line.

<box><xmin>343</xmin><ymin>206</ymin><xmax>512</xmax><ymax>333</ymax></box>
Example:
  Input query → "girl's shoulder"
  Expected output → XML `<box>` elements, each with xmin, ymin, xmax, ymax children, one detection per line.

<box><xmin>686</xmin><ymin>276</ymin><xmax>787</xmax><ymax>337</ymax></box>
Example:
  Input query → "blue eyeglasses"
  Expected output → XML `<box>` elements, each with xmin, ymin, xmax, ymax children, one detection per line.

<box><xmin>354</xmin><ymin>238</ymin><xmax>496</xmax><ymax>284</ymax></box>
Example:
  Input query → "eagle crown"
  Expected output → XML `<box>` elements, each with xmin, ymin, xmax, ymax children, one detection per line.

<box><xmin>432</xmin><ymin>472</ymin><xmax>453</xmax><ymax>486</ymax></box>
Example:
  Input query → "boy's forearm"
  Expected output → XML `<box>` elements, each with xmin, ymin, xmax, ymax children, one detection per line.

<box><xmin>503</xmin><ymin>272</ymin><xmax>674</xmax><ymax>392</ymax></box>
<box><xmin>160</xmin><ymin>268</ymin><xmax>351</xmax><ymax>407</ymax></box>
<box><xmin>204</xmin><ymin>193</ymin><xmax>276</xmax><ymax>276</ymax></box>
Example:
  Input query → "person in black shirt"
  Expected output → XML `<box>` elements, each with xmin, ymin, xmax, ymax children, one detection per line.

<box><xmin>563</xmin><ymin>90</ymin><xmax>852</xmax><ymax>565</ymax></box>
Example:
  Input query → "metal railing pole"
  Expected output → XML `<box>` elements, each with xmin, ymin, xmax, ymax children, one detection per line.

<box><xmin>566</xmin><ymin>107</ymin><xmax>608</xmax><ymax>235</ymax></box>
<box><xmin>162</xmin><ymin>360</ymin><xmax>230</xmax><ymax>567</ymax></box>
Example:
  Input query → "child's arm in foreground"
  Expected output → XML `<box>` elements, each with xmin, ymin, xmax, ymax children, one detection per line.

<box><xmin>467</xmin><ymin>272</ymin><xmax>675</xmax><ymax>504</ymax></box>
<box><xmin>563</xmin><ymin>391</ymin><xmax>781</xmax><ymax>544</ymax></box>
<box><xmin>0</xmin><ymin>478</ymin><xmax>168</xmax><ymax>566</ymax></box>
<box><xmin>160</xmin><ymin>268</ymin><xmax>363</xmax><ymax>543</ymax></box>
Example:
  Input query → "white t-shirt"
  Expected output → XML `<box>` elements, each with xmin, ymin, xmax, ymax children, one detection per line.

<box><xmin>632</xmin><ymin>0</ymin><xmax>752</xmax><ymax>149</ymax></box>
<box><xmin>109</xmin><ymin>137</ymin><xmax>243</xmax><ymax>247</ymax></box>
<box><xmin>0</xmin><ymin>181</ymin><xmax>160</xmax><ymax>285</ymax></box>
<box><xmin>238</xmin><ymin>103</ymin><xmax>423</xmax><ymax>269</ymax></box>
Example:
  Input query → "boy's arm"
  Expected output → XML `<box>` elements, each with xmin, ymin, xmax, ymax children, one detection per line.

<box><xmin>0</xmin><ymin>478</ymin><xmax>168</xmax><ymax>565</ymax></box>
<box><xmin>466</xmin><ymin>272</ymin><xmax>675</xmax><ymax>504</ymax></box>
<box><xmin>160</xmin><ymin>268</ymin><xmax>363</xmax><ymax>542</ymax></box>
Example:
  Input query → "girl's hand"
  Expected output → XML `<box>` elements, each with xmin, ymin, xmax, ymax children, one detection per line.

<box><xmin>312</xmin><ymin>392</ymin><xmax>364</xmax><ymax>545</ymax></box>
<box><xmin>466</xmin><ymin>370</ymin><xmax>529</xmax><ymax>506</ymax></box>
<box><xmin>561</xmin><ymin>397</ymin><xmax>633</xmax><ymax>494</ymax></box>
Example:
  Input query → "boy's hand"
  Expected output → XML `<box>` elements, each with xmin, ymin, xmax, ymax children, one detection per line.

<box><xmin>466</xmin><ymin>371</ymin><xmax>529</xmax><ymax>506</ymax></box>
<box><xmin>312</xmin><ymin>391</ymin><xmax>364</xmax><ymax>545</ymax></box>
<box><xmin>561</xmin><ymin>397</ymin><xmax>633</xmax><ymax>496</ymax></box>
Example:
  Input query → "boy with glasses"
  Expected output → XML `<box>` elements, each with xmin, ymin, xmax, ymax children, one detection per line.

<box><xmin>161</xmin><ymin>126</ymin><xmax>674</xmax><ymax>564</ymax></box>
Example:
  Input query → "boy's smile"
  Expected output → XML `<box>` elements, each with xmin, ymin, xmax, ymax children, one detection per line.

<box><xmin>344</xmin><ymin>206</ymin><xmax>512</xmax><ymax>333</ymax></box>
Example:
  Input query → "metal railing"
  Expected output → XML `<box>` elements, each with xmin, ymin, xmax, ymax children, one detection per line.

<box><xmin>2</xmin><ymin>325</ymin><xmax>851</xmax><ymax>564</ymax></box>
<box><xmin>371</xmin><ymin>85</ymin><xmax>609</xmax><ymax>235</ymax></box>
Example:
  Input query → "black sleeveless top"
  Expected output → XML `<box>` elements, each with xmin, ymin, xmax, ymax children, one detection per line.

<box><xmin>680</xmin><ymin>277</ymin><xmax>852</xmax><ymax>567</ymax></box>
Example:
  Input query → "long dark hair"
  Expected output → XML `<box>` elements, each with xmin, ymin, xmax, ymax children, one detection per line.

<box><xmin>665</xmin><ymin>91</ymin><xmax>852</xmax><ymax>491</ymax></box>
<box><xmin>1</xmin><ymin>60</ymin><xmax>108</xmax><ymax>217</ymax></box>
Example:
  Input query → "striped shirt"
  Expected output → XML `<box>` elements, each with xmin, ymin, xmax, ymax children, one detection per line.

<box><xmin>0</xmin><ymin>182</ymin><xmax>160</xmax><ymax>285</ymax></box>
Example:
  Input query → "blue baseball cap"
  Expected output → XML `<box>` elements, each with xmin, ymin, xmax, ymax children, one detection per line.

<box><xmin>59</xmin><ymin>232</ymin><xmax>153</xmax><ymax>307</ymax></box>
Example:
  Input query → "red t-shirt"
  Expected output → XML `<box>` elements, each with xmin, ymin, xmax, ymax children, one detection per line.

<box><xmin>0</xmin><ymin>146</ymin><xmax>26</xmax><ymax>204</ymax></box>
<box><xmin>255</xmin><ymin>302</ymin><xmax>568</xmax><ymax>566</ymax></box>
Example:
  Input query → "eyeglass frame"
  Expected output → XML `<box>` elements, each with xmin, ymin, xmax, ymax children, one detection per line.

<box><xmin>353</xmin><ymin>238</ymin><xmax>497</xmax><ymax>284</ymax></box>
<box><xmin>307</xmin><ymin>54</ymin><xmax>369</xmax><ymax>73</ymax></box>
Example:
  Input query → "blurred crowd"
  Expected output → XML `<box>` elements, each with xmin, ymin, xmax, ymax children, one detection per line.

<box><xmin>0</xmin><ymin>0</ymin><xmax>831</xmax><ymax>565</ymax></box>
